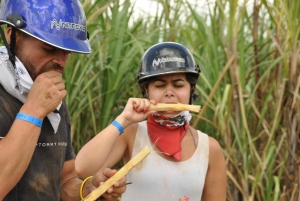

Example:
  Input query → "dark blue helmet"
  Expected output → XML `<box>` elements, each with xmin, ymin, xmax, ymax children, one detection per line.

<box><xmin>136</xmin><ymin>42</ymin><xmax>200</xmax><ymax>81</ymax></box>
<box><xmin>136</xmin><ymin>42</ymin><xmax>201</xmax><ymax>104</ymax></box>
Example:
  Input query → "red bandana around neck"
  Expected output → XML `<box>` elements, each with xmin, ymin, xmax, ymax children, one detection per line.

<box><xmin>147</xmin><ymin>111</ymin><xmax>191</xmax><ymax>161</ymax></box>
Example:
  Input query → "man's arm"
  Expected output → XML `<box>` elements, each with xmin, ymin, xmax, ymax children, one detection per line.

<box><xmin>60</xmin><ymin>159</ymin><xmax>126</xmax><ymax>201</ymax></box>
<box><xmin>0</xmin><ymin>71</ymin><xmax>66</xmax><ymax>199</ymax></box>
<box><xmin>0</xmin><ymin>120</ymin><xmax>41</xmax><ymax>199</ymax></box>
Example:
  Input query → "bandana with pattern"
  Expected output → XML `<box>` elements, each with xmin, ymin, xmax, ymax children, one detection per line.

<box><xmin>0</xmin><ymin>46</ymin><xmax>62</xmax><ymax>133</ymax></box>
<box><xmin>147</xmin><ymin>110</ymin><xmax>192</xmax><ymax>161</ymax></box>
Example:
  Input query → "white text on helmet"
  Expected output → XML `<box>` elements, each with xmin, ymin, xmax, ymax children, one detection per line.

<box><xmin>51</xmin><ymin>19</ymin><xmax>86</xmax><ymax>32</ymax></box>
<box><xmin>152</xmin><ymin>57</ymin><xmax>185</xmax><ymax>67</ymax></box>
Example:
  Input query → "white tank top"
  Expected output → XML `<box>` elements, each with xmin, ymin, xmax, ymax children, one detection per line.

<box><xmin>121</xmin><ymin>121</ymin><xmax>209</xmax><ymax>201</ymax></box>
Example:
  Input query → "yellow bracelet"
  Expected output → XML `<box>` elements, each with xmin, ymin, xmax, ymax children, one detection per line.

<box><xmin>80</xmin><ymin>176</ymin><xmax>93</xmax><ymax>200</ymax></box>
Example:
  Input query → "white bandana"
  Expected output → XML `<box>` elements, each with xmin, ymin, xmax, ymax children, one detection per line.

<box><xmin>0</xmin><ymin>46</ymin><xmax>61</xmax><ymax>133</ymax></box>
<box><xmin>152</xmin><ymin>110</ymin><xmax>192</xmax><ymax>127</ymax></box>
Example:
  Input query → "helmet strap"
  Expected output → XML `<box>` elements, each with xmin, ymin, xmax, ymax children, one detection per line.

<box><xmin>142</xmin><ymin>86</ymin><xmax>148</xmax><ymax>98</ymax></box>
<box><xmin>0</xmin><ymin>26</ymin><xmax>16</xmax><ymax>68</ymax></box>
<box><xmin>190</xmin><ymin>93</ymin><xmax>199</xmax><ymax>104</ymax></box>
<box><xmin>10</xmin><ymin>27</ymin><xmax>16</xmax><ymax>55</ymax></box>
<box><xmin>142</xmin><ymin>91</ymin><xmax>148</xmax><ymax>99</ymax></box>
<box><xmin>190</xmin><ymin>86</ymin><xmax>199</xmax><ymax>104</ymax></box>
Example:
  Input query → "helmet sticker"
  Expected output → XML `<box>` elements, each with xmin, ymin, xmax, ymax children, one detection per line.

<box><xmin>152</xmin><ymin>57</ymin><xmax>185</xmax><ymax>67</ymax></box>
<box><xmin>51</xmin><ymin>19</ymin><xmax>86</xmax><ymax>32</ymax></box>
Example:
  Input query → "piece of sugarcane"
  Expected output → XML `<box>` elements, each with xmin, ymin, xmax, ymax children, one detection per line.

<box><xmin>82</xmin><ymin>146</ymin><xmax>151</xmax><ymax>201</ymax></box>
<box><xmin>149</xmin><ymin>103</ymin><xmax>201</xmax><ymax>113</ymax></box>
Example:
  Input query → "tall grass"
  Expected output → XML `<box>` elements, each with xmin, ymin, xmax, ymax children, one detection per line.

<box><xmin>62</xmin><ymin>0</ymin><xmax>299</xmax><ymax>200</ymax></box>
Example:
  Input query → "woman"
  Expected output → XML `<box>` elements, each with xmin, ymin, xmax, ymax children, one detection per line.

<box><xmin>76</xmin><ymin>42</ymin><xmax>227</xmax><ymax>200</ymax></box>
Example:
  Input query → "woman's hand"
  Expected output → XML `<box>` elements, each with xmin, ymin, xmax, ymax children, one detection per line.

<box><xmin>116</xmin><ymin>98</ymin><xmax>157</xmax><ymax>128</ymax></box>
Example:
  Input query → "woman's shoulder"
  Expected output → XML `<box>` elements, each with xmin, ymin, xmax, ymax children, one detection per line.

<box><xmin>192</xmin><ymin>128</ymin><xmax>223</xmax><ymax>155</ymax></box>
<box><xmin>205</xmin><ymin>136</ymin><xmax>225</xmax><ymax>167</ymax></box>
<box><xmin>207</xmin><ymin>136</ymin><xmax>223</xmax><ymax>152</ymax></box>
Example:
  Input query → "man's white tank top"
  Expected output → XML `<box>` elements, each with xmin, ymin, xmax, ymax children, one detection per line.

<box><xmin>121</xmin><ymin>121</ymin><xmax>209</xmax><ymax>201</ymax></box>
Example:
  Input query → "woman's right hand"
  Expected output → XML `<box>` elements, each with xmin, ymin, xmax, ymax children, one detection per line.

<box><xmin>116</xmin><ymin>98</ymin><xmax>157</xmax><ymax>128</ymax></box>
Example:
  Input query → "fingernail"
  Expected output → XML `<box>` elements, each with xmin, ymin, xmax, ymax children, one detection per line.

<box><xmin>184</xmin><ymin>196</ymin><xmax>189</xmax><ymax>201</ymax></box>
<box><xmin>144</xmin><ymin>109</ymin><xmax>148</xmax><ymax>113</ymax></box>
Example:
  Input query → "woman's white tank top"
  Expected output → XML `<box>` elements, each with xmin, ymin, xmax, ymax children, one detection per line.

<box><xmin>121</xmin><ymin>121</ymin><xmax>209</xmax><ymax>201</ymax></box>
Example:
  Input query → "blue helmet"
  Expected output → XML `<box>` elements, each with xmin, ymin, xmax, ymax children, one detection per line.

<box><xmin>0</xmin><ymin>0</ymin><xmax>91</xmax><ymax>54</ymax></box>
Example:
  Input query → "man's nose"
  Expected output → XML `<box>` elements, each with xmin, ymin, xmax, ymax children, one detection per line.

<box><xmin>53</xmin><ymin>50</ymin><xmax>69</xmax><ymax>67</ymax></box>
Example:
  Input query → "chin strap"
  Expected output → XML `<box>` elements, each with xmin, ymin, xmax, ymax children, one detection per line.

<box><xmin>0</xmin><ymin>13</ymin><xmax>25</xmax><ymax>68</ymax></box>
<box><xmin>190</xmin><ymin>93</ymin><xmax>199</xmax><ymax>104</ymax></box>
<box><xmin>0</xmin><ymin>26</ymin><xmax>16</xmax><ymax>68</ymax></box>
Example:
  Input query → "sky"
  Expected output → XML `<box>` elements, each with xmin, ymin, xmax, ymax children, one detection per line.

<box><xmin>127</xmin><ymin>0</ymin><xmax>274</xmax><ymax>19</ymax></box>
<box><xmin>131</xmin><ymin>0</ymin><xmax>204</xmax><ymax>17</ymax></box>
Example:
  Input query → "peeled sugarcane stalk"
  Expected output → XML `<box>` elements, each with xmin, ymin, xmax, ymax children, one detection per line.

<box><xmin>149</xmin><ymin>103</ymin><xmax>201</xmax><ymax>113</ymax></box>
<box><xmin>82</xmin><ymin>146</ymin><xmax>151</xmax><ymax>201</ymax></box>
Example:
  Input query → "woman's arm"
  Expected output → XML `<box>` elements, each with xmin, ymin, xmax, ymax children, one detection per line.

<box><xmin>202</xmin><ymin>137</ymin><xmax>227</xmax><ymax>201</ymax></box>
<box><xmin>75</xmin><ymin>120</ymin><xmax>128</xmax><ymax>178</ymax></box>
<box><xmin>75</xmin><ymin>98</ymin><xmax>157</xmax><ymax>178</ymax></box>
<box><xmin>76</xmin><ymin>132</ymin><xmax>128</xmax><ymax>178</ymax></box>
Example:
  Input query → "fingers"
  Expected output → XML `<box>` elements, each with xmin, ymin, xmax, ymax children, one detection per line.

<box><xmin>100</xmin><ymin>176</ymin><xmax>126</xmax><ymax>200</ymax></box>
<box><xmin>44</xmin><ymin>71</ymin><xmax>65</xmax><ymax>87</ymax></box>
<box><xmin>93</xmin><ymin>168</ymin><xmax>115</xmax><ymax>186</ymax></box>
<box><xmin>111</xmin><ymin>174</ymin><xmax>126</xmax><ymax>190</ymax></box>
<box><xmin>103</xmin><ymin>168</ymin><xmax>117</xmax><ymax>179</ymax></box>
<box><xmin>93</xmin><ymin>168</ymin><xmax>127</xmax><ymax>201</ymax></box>
<box><xmin>132</xmin><ymin>98</ymin><xmax>157</xmax><ymax>113</ymax></box>
<box><xmin>100</xmin><ymin>168</ymin><xmax>126</xmax><ymax>189</ymax></box>
<box><xmin>118</xmin><ymin>98</ymin><xmax>157</xmax><ymax>127</ymax></box>
<box><xmin>23</xmin><ymin>70</ymin><xmax>66</xmax><ymax>118</ymax></box>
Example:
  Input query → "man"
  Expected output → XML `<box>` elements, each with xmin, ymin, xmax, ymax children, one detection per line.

<box><xmin>0</xmin><ymin>0</ymin><xmax>126</xmax><ymax>200</ymax></box>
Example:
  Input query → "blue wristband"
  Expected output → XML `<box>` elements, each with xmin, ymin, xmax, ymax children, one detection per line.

<box><xmin>111</xmin><ymin>120</ymin><xmax>124</xmax><ymax>135</ymax></box>
<box><xmin>16</xmin><ymin>113</ymin><xmax>42</xmax><ymax>127</ymax></box>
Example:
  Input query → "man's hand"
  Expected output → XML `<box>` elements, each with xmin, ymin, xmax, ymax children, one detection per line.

<box><xmin>91</xmin><ymin>168</ymin><xmax>127</xmax><ymax>201</ymax></box>
<box><xmin>22</xmin><ymin>70</ymin><xmax>66</xmax><ymax>118</ymax></box>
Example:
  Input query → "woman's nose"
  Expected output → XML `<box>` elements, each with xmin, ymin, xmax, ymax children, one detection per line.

<box><xmin>165</xmin><ymin>87</ymin><xmax>175</xmax><ymax>97</ymax></box>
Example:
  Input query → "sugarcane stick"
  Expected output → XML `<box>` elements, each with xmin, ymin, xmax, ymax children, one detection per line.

<box><xmin>82</xmin><ymin>146</ymin><xmax>151</xmax><ymax>201</ymax></box>
<box><xmin>149</xmin><ymin>103</ymin><xmax>201</xmax><ymax>113</ymax></box>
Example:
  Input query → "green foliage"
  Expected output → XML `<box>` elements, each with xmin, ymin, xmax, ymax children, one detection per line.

<box><xmin>57</xmin><ymin>0</ymin><xmax>300</xmax><ymax>200</ymax></box>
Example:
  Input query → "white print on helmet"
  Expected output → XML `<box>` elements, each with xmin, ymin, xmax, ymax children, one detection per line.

<box><xmin>152</xmin><ymin>57</ymin><xmax>185</xmax><ymax>67</ymax></box>
<box><xmin>51</xmin><ymin>19</ymin><xmax>85</xmax><ymax>32</ymax></box>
